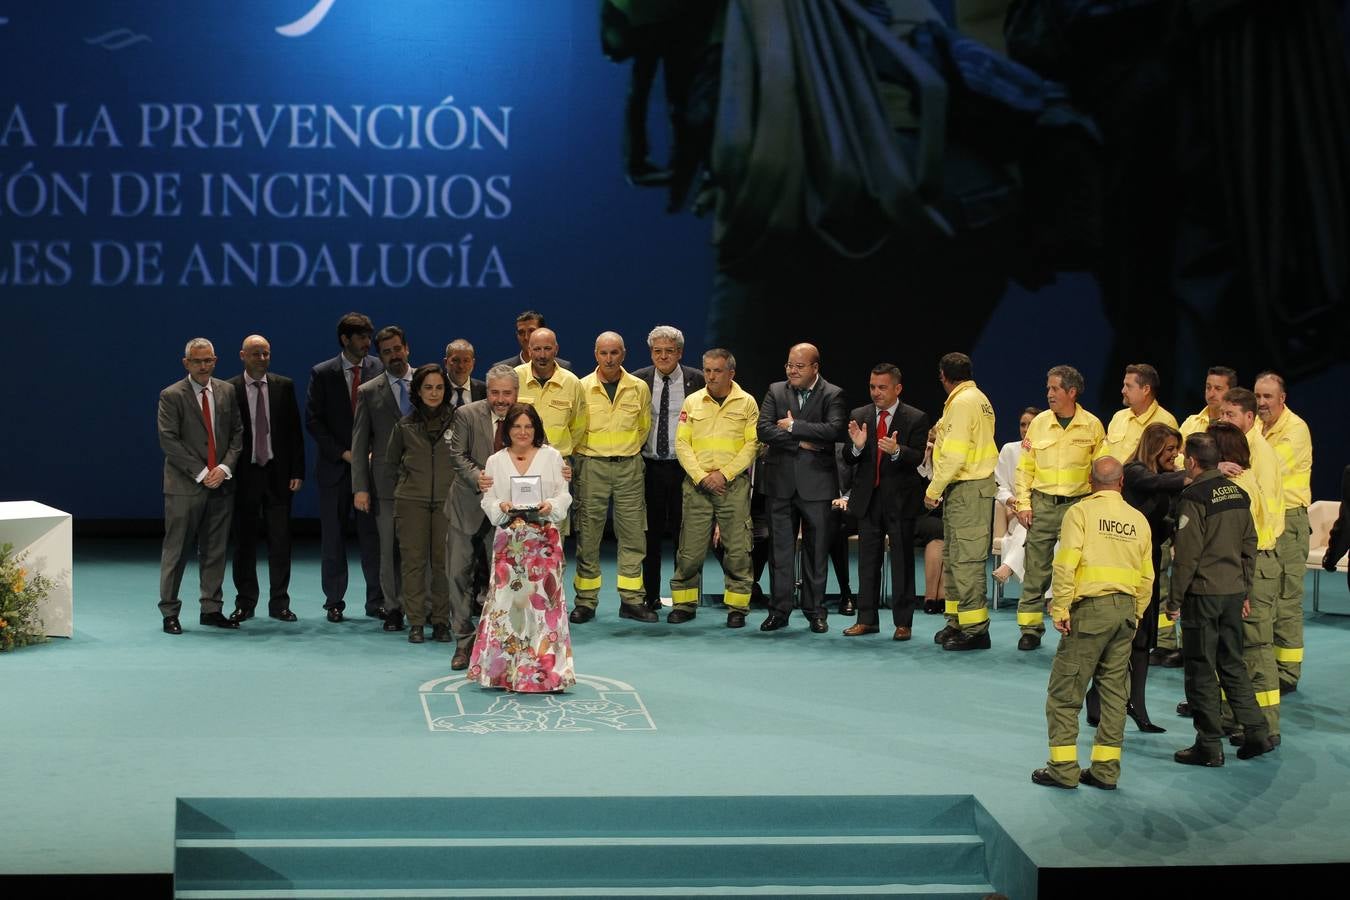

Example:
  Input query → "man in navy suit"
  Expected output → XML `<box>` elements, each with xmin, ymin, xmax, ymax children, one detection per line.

<box><xmin>632</xmin><ymin>325</ymin><xmax>705</xmax><ymax>611</ymax></box>
<box><xmin>227</xmin><ymin>334</ymin><xmax>305</xmax><ymax>623</ymax></box>
<box><xmin>841</xmin><ymin>364</ymin><xmax>929</xmax><ymax>641</ymax></box>
<box><xmin>757</xmin><ymin>342</ymin><xmax>848</xmax><ymax>633</ymax></box>
<box><xmin>305</xmin><ymin>312</ymin><xmax>384</xmax><ymax>623</ymax></box>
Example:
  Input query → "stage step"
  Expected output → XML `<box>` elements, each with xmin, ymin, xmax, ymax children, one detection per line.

<box><xmin>174</xmin><ymin>796</ymin><xmax>1000</xmax><ymax>899</ymax></box>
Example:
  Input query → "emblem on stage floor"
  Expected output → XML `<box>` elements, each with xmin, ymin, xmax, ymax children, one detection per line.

<box><xmin>418</xmin><ymin>674</ymin><xmax>657</xmax><ymax>733</ymax></box>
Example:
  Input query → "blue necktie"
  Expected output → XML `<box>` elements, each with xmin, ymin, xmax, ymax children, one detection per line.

<box><xmin>396</xmin><ymin>378</ymin><xmax>410</xmax><ymax>416</ymax></box>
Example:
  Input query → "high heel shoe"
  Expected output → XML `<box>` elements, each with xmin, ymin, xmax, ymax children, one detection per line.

<box><xmin>1128</xmin><ymin>704</ymin><xmax>1166</xmax><ymax>733</ymax></box>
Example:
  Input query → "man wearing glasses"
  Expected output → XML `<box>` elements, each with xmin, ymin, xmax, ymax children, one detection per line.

<box><xmin>757</xmin><ymin>343</ymin><xmax>848</xmax><ymax>633</ymax></box>
<box><xmin>157</xmin><ymin>338</ymin><xmax>244</xmax><ymax>634</ymax></box>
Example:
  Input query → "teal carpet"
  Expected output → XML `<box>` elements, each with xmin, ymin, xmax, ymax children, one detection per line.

<box><xmin>5</xmin><ymin>538</ymin><xmax>1350</xmax><ymax>889</ymax></box>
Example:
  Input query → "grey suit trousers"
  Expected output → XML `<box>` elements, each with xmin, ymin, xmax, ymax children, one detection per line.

<box><xmin>445</xmin><ymin>519</ymin><xmax>490</xmax><ymax>651</ymax></box>
<box><xmin>371</xmin><ymin>491</ymin><xmax>403</xmax><ymax>612</ymax></box>
<box><xmin>159</xmin><ymin>489</ymin><xmax>234</xmax><ymax>618</ymax></box>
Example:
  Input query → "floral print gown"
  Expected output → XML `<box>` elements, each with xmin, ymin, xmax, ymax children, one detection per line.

<box><xmin>468</xmin><ymin>446</ymin><xmax>575</xmax><ymax>692</ymax></box>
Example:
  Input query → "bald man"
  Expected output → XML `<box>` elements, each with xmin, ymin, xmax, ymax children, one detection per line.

<box><xmin>757</xmin><ymin>343</ymin><xmax>848</xmax><ymax>633</ymax></box>
<box><xmin>569</xmin><ymin>332</ymin><xmax>654</xmax><ymax>622</ymax></box>
<box><xmin>228</xmin><ymin>335</ymin><xmax>305</xmax><ymax>622</ymax></box>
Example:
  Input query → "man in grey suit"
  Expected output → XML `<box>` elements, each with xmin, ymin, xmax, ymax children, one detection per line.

<box><xmin>444</xmin><ymin>364</ymin><xmax>519</xmax><ymax>670</ymax></box>
<box><xmin>353</xmin><ymin>325</ymin><xmax>412</xmax><ymax>633</ymax></box>
<box><xmin>757</xmin><ymin>342</ymin><xmax>848</xmax><ymax>633</ymax></box>
<box><xmin>158</xmin><ymin>338</ymin><xmax>245</xmax><ymax>634</ymax></box>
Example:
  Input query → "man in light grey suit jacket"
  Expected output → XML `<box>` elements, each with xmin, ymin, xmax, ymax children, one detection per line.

<box><xmin>353</xmin><ymin>326</ymin><xmax>412</xmax><ymax>631</ymax></box>
<box><xmin>158</xmin><ymin>338</ymin><xmax>245</xmax><ymax>633</ymax></box>
<box><xmin>443</xmin><ymin>364</ymin><xmax>519</xmax><ymax>669</ymax></box>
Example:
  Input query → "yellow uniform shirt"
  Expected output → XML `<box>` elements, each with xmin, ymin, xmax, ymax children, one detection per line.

<box><xmin>1260</xmin><ymin>406</ymin><xmax>1312</xmax><ymax>510</ymax></box>
<box><xmin>1103</xmin><ymin>400</ymin><xmax>1178</xmax><ymax>462</ymax></box>
<box><xmin>1051</xmin><ymin>490</ymin><xmax>1154</xmax><ymax>623</ymax></box>
<box><xmin>1014</xmin><ymin>406</ymin><xmax>1107</xmax><ymax>508</ymax></box>
<box><xmin>1178</xmin><ymin>407</ymin><xmax>1218</xmax><ymax>442</ymax></box>
<box><xmin>675</xmin><ymin>383</ymin><xmax>759</xmax><ymax>485</ymax></box>
<box><xmin>576</xmin><ymin>368</ymin><xmax>651</xmax><ymax>459</ymax></box>
<box><xmin>1243</xmin><ymin>426</ymin><xmax>1286</xmax><ymax>550</ymax></box>
<box><xmin>515</xmin><ymin>364</ymin><xmax>587</xmax><ymax>456</ymax></box>
<box><xmin>926</xmin><ymin>379</ymin><xmax>998</xmax><ymax>499</ymax></box>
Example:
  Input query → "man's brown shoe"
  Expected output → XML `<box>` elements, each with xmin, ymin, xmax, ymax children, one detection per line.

<box><xmin>893</xmin><ymin>627</ymin><xmax>912</xmax><ymax>641</ymax></box>
<box><xmin>843</xmin><ymin>623</ymin><xmax>879</xmax><ymax>636</ymax></box>
<box><xmin>451</xmin><ymin>649</ymin><xmax>471</xmax><ymax>671</ymax></box>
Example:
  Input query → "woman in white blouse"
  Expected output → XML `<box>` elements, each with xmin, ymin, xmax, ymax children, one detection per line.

<box><xmin>993</xmin><ymin>407</ymin><xmax>1039</xmax><ymax>587</ymax></box>
<box><xmin>467</xmin><ymin>402</ymin><xmax>575</xmax><ymax>693</ymax></box>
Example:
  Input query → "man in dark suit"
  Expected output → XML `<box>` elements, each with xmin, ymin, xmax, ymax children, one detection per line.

<box><xmin>157</xmin><ymin>338</ymin><xmax>244</xmax><ymax>634</ymax></box>
<box><xmin>305</xmin><ymin>312</ymin><xmax>384</xmax><ymax>623</ymax></box>
<box><xmin>227</xmin><ymin>335</ymin><xmax>304</xmax><ymax>623</ymax></box>
<box><xmin>1323</xmin><ymin>464</ymin><xmax>1350</xmax><ymax>591</ymax></box>
<box><xmin>444</xmin><ymin>364</ymin><xmax>520</xmax><ymax>670</ymax></box>
<box><xmin>632</xmin><ymin>325</ymin><xmax>705</xmax><ymax>611</ymax></box>
<box><xmin>353</xmin><ymin>325</ymin><xmax>412</xmax><ymax>632</ymax></box>
<box><xmin>444</xmin><ymin>339</ymin><xmax>488</xmax><ymax>410</ymax></box>
<box><xmin>757</xmin><ymin>343</ymin><xmax>848</xmax><ymax>632</ymax></box>
<box><xmin>841</xmin><ymin>364</ymin><xmax>930</xmax><ymax>641</ymax></box>
<box><xmin>490</xmin><ymin>309</ymin><xmax>572</xmax><ymax>372</ymax></box>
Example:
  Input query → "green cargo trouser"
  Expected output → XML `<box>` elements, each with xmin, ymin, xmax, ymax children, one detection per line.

<box><xmin>941</xmin><ymin>475</ymin><xmax>995</xmax><ymax>636</ymax></box>
<box><xmin>1019</xmin><ymin>491</ymin><xmax>1082</xmax><ymax>636</ymax></box>
<box><xmin>1244</xmin><ymin>551</ymin><xmax>1281</xmax><ymax>737</ymax></box>
<box><xmin>1273</xmin><ymin>506</ymin><xmax>1309</xmax><ymax>688</ymax></box>
<box><xmin>670</xmin><ymin>476</ymin><xmax>753</xmax><ymax>611</ymax></box>
<box><xmin>573</xmin><ymin>454</ymin><xmax>647</xmax><ymax>609</ymax></box>
<box><xmin>1044</xmin><ymin>593</ymin><xmax>1135</xmax><ymax>786</ymax></box>
<box><xmin>1154</xmin><ymin>538</ymin><xmax>1179</xmax><ymax>649</ymax></box>
<box><xmin>1181</xmin><ymin>592</ymin><xmax>1268</xmax><ymax>756</ymax></box>
<box><xmin>394</xmin><ymin>498</ymin><xmax>449</xmax><ymax>627</ymax></box>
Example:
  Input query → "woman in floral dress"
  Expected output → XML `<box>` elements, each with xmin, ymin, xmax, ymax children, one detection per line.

<box><xmin>468</xmin><ymin>402</ymin><xmax>575</xmax><ymax>692</ymax></box>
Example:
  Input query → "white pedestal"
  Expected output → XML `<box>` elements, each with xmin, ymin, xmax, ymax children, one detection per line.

<box><xmin>0</xmin><ymin>501</ymin><xmax>73</xmax><ymax>638</ymax></box>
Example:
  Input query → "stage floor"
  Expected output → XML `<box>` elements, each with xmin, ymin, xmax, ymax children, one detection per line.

<box><xmin>5</xmin><ymin>538</ymin><xmax>1350</xmax><ymax>893</ymax></box>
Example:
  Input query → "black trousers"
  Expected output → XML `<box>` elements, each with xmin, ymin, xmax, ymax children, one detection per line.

<box><xmin>767</xmin><ymin>495</ymin><xmax>829</xmax><ymax>619</ymax></box>
<box><xmin>854</xmin><ymin>493</ymin><xmax>916</xmax><ymax>628</ymax></box>
<box><xmin>317</xmin><ymin>475</ymin><xmax>381</xmax><ymax>612</ymax></box>
<box><xmin>1181</xmin><ymin>592</ymin><xmax>1268</xmax><ymax>753</ymax></box>
<box><xmin>232</xmin><ymin>465</ymin><xmax>294</xmax><ymax>613</ymax></box>
<box><xmin>642</xmin><ymin>459</ymin><xmax>685</xmax><ymax>603</ymax></box>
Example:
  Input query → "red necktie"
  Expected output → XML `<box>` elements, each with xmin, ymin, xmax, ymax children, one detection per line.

<box><xmin>201</xmin><ymin>386</ymin><xmax>218</xmax><ymax>469</ymax></box>
<box><xmin>349</xmin><ymin>363</ymin><xmax>361</xmax><ymax>414</ymax></box>
<box><xmin>875</xmin><ymin>409</ymin><xmax>889</xmax><ymax>487</ymax></box>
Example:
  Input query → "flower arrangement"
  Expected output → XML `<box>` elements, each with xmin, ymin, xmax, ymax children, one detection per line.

<box><xmin>0</xmin><ymin>543</ymin><xmax>52</xmax><ymax>651</ymax></box>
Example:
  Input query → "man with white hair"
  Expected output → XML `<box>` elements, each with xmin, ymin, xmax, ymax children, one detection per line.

<box><xmin>632</xmin><ymin>325</ymin><xmax>705</xmax><ymax>612</ymax></box>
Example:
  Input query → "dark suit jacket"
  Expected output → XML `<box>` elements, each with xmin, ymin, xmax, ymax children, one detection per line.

<box><xmin>843</xmin><ymin>401</ymin><xmax>930</xmax><ymax>519</ymax></box>
<box><xmin>756</xmin><ymin>377</ymin><xmax>848</xmax><ymax>502</ymax></box>
<box><xmin>158</xmin><ymin>377</ymin><xmax>244</xmax><ymax>495</ymax></box>
<box><xmin>447</xmin><ymin>377</ymin><xmax>487</xmax><ymax>406</ymax></box>
<box><xmin>227</xmin><ymin>373</ymin><xmax>305</xmax><ymax>494</ymax></box>
<box><xmin>305</xmin><ymin>353</ymin><xmax>384</xmax><ymax>488</ymax></box>
<box><xmin>444</xmin><ymin>399</ymin><xmax>498</xmax><ymax>532</ymax></box>
<box><xmin>631</xmin><ymin>363</ymin><xmax>705</xmax><ymax>396</ymax></box>
<box><xmin>1324</xmin><ymin>464</ymin><xmax>1350</xmax><ymax>587</ymax></box>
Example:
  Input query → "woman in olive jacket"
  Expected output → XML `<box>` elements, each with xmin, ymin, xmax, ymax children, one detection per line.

<box><xmin>388</xmin><ymin>363</ymin><xmax>457</xmax><ymax>644</ymax></box>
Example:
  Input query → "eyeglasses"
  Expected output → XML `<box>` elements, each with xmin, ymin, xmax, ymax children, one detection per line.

<box><xmin>784</xmin><ymin>362</ymin><xmax>815</xmax><ymax>372</ymax></box>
